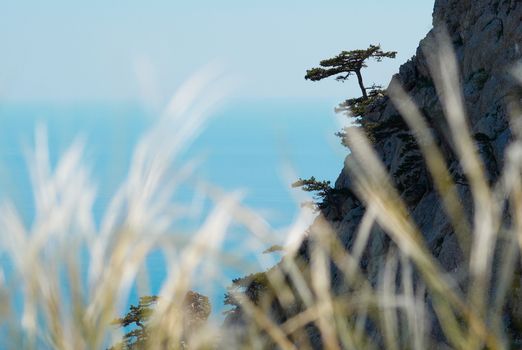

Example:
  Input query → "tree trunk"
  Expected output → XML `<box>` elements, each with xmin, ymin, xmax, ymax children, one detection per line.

<box><xmin>355</xmin><ymin>69</ymin><xmax>367</xmax><ymax>99</ymax></box>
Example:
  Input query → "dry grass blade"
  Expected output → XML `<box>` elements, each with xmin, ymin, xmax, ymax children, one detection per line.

<box><xmin>310</xmin><ymin>229</ymin><xmax>340</xmax><ymax>350</ymax></box>
<box><xmin>424</xmin><ymin>33</ymin><xmax>500</xmax><ymax>331</ymax></box>
<box><xmin>388</xmin><ymin>79</ymin><xmax>471</xmax><ymax>259</ymax></box>
<box><xmin>400</xmin><ymin>253</ymin><xmax>427</xmax><ymax>350</ymax></box>
<box><xmin>380</xmin><ymin>251</ymin><xmax>399</xmax><ymax>350</ymax></box>
<box><xmin>343</xmin><ymin>126</ymin><xmax>502</xmax><ymax>349</ymax></box>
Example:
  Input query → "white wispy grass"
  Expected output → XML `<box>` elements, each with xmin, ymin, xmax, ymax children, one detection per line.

<box><xmin>0</xmin><ymin>36</ymin><xmax>521</xmax><ymax>349</ymax></box>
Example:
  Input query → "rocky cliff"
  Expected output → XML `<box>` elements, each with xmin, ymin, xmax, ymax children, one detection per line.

<box><xmin>225</xmin><ymin>1</ymin><xmax>522</xmax><ymax>347</ymax></box>
<box><xmin>305</xmin><ymin>0</ymin><xmax>522</xmax><ymax>343</ymax></box>
<box><xmin>319</xmin><ymin>0</ymin><xmax>521</xmax><ymax>279</ymax></box>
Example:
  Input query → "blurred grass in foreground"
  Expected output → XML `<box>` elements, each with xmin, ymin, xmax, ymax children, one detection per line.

<box><xmin>1</xmin><ymin>35</ymin><xmax>522</xmax><ymax>349</ymax></box>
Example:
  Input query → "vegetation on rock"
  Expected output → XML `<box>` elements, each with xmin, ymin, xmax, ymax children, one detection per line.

<box><xmin>305</xmin><ymin>44</ymin><xmax>396</xmax><ymax>99</ymax></box>
<box><xmin>110</xmin><ymin>292</ymin><xmax>211</xmax><ymax>349</ymax></box>
<box><xmin>305</xmin><ymin>44</ymin><xmax>396</xmax><ymax>121</ymax></box>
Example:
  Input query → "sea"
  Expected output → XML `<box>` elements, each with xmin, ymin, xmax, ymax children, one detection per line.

<box><xmin>0</xmin><ymin>98</ymin><xmax>347</xmax><ymax>319</ymax></box>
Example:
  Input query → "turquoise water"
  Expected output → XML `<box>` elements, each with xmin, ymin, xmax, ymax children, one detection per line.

<box><xmin>0</xmin><ymin>99</ymin><xmax>346</xmax><ymax>318</ymax></box>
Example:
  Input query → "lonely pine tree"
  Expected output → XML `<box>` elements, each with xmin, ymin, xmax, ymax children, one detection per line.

<box><xmin>305</xmin><ymin>44</ymin><xmax>396</xmax><ymax>118</ymax></box>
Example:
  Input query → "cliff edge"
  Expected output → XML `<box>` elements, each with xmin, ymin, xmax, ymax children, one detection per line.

<box><xmin>320</xmin><ymin>0</ymin><xmax>521</xmax><ymax>279</ymax></box>
<box><xmin>305</xmin><ymin>0</ymin><xmax>522</xmax><ymax>343</ymax></box>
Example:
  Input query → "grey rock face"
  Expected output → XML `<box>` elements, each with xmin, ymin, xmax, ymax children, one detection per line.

<box><xmin>305</xmin><ymin>0</ymin><xmax>521</xmax><ymax>342</ymax></box>
<box><xmin>325</xmin><ymin>0</ymin><xmax>521</xmax><ymax>266</ymax></box>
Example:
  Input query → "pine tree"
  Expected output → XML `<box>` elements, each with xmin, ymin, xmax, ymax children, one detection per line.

<box><xmin>110</xmin><ymin>292</ymin><xmax>211</xmax><ymax>349</ymax></box>
<box><xmin>305</xmin><ymin>44</ymin><xmax>396</xmax><ymax>99</ymax></box>
<box><xmin>305</xmin><ymin>44</ymin><xmax>396</xmax><ymax>118</ymax></box>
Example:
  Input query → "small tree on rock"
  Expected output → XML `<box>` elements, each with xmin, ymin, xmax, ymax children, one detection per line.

<box><xmin>291</xmin><ymin>176</ymin><xmax>333</xmax><ymax>209</ymax></box>
<box><xmin>110</xmin><ymin>292</ymin><xmax>211</xmax><ymax>349</ymax></box>
<box><xmin>110</xmin><ymin>296</ymin><xmax>159</xmax><ymax>349</ymax></box>
<box><xmin>305</xmin><ymin>44</ymin><xmax>396</xmax><ymax>117</ymax></box>
<box><xmin>291</xmin><ymin>177</ymin><xmax>353</xmax><ymax>220</ymax></box>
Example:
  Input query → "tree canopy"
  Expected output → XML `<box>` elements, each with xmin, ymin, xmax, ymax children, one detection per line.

<box><xmin>110</xmin><ymin>292</ymin><xmax>211</xmax><ymax>349</ymax></box>
<box><xmin>305</xmin><ymin>44</ymin><xmax>396</xmax><ymax>100</ymax></box>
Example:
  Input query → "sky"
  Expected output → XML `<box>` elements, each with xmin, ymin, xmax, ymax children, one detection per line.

<box><xmin>0</xmin><ymin>1</ymin><xmax>434</xmax><ymax>105</ymax></box>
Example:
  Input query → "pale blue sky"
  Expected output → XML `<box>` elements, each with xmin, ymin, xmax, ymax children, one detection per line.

<box><xmin>0</xmin><ymin>1</ymin><xmax>434</xmax><ymax>104</ymax></box>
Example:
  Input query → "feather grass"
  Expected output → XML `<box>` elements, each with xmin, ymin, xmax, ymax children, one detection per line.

<box><xmin>0</xmin><ymin>39</ymin><xmax>521</xmax><ymax>349</ymax></box>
